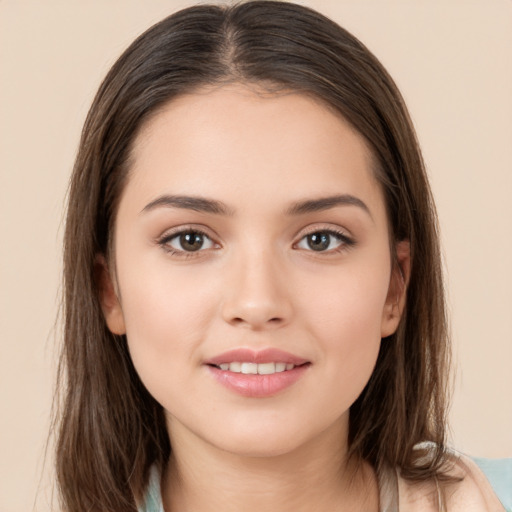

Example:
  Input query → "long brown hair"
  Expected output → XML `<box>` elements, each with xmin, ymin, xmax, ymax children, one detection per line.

<box><xmin>57</xmin><ymin>2</ymin><xmax>451</xmax><ymax>510</ymax></box>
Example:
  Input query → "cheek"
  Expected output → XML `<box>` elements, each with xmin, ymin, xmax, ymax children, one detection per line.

<box><xmin>298</xmin><ymin>258</ymin><xmax>390</xmax><ymax>389</ymax></box>
<box><xmin>116</xmin><ymin>261</ymin><xmax>219</xmax><ymax>395</ymax></box>
<box><xmin>302</xmin><ymin>254</ymin><xmax>390</xmax><ymax>335</ymax></box>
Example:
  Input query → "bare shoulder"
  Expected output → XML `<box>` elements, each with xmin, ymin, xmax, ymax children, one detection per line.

<box><xmin>398</xmin><ymin>454</ymin><xmax>506</xmax><ymax>512</ymax></box>
<box><xmin>443</xmin><ymin>454</ymin><xmax>506</xmax><ymax>511</ymax></box>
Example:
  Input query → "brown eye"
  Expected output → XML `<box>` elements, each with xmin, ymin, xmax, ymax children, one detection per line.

<box><xmin>164</xmin><ymin>230</ymin><xmax>215</xmax><ymax>253</ymax></box>
<box><xmin>296</xmin><ymin>230</ymin><xmax>354</xmax><ymax>252</ymax></box>
<box><xmin>179</xmin><ymin>232</ymin><xmax>205</xmax><ymax>251</ymax></box>
<box><xmin>306</xmin><ymin>232</ymin><xmax>331</xmax><ymax>251</ymax></box>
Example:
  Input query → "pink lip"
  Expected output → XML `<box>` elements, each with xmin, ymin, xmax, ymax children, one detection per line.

<box><xmin>205</xmin><ymin>348</ymin><xmax>308</xmax><ymax>366</ymax></box>
<box><xmin>204</xmin><ymin>348</ymin><xmax>310</xmax><ymax>398</ymax></box>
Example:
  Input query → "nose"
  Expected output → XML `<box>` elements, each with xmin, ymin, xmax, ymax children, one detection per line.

<box><xmin>221</xmin><ymin>249</ymin><xmax>293</xmax><ymax>330</ymax></box>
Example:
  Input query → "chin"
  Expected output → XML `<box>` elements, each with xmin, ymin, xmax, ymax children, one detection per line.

<box><xmin>204</xmin><ymin>413</ymin><xmax>345</xmax><ymax>460</ymax></box>
<box><xmin>217</xmin><ymin>434</ymin><xmax>309</xmax><ymax>459</ymax></box>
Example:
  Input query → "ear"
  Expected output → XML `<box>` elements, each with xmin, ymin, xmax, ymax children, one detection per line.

<box><xmin>381</xmin><ymin>240</ymin><xmax>411</xmax><ymax>338</ymax></box>
<box><xmin>94</xmin><ymin>254</ymin><xmax>126</xmax><ymax>335</ymax></box>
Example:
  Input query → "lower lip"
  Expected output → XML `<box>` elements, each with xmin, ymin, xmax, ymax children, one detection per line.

<box><xmin>206</xmin><ymin>364</ymin><xmax>310</xmax><ymax>398</ymax></box>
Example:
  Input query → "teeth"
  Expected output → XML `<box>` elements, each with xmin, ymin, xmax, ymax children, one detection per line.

<box><xmin>216</xmin><ymin>362</ymin><xmax>297</xmax><ymax>374</ymax></box>
<box><xmin>275</xmin><ymin>362</ymin><xmax>286</xmax><ymax>372</ymax></box>
<box><xmin>240</xmin><ymin>362</ymin><xmax>258</xmax><ymax>374</ymax></box>
<box><xmin>229</xmin><ymin>361</ymin><xmax>241</xmax><ymax>372</ymax></box>
<box><xmin>257</xmin><ymin>362</ymin><xmax>275</xmax><ymax>375</ymax></box>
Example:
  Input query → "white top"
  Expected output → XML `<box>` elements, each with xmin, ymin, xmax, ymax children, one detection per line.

<box><xmin>139</xmin><ymin>454</ymin><xmax>510</xmax><ymax>512</ymax></box>
<box><xmin>378</xmin><ymin>455</ymin><xmax>508</xmax><ymax>511</ymax></box>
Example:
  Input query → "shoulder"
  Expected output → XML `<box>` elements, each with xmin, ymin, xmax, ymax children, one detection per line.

<box><xmin>398</xmin><ymin>453</ymin><xmax>509</xmax><ymax>512</ymax></box>
<box><xmin>442</xmin><ymin>455</ymin><xmax>509</xmax><ymax>511</ymax></box>
<box><xmin>470</xmin><ymin>456</ymin><xmax>512</xmax><ymax>512</ymax></box>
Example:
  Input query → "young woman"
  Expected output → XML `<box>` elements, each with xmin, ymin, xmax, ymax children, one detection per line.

<box><xmin>56</xmin><ymin>2</ymin><xmax>510</xmax><ymax>511</ymax></box>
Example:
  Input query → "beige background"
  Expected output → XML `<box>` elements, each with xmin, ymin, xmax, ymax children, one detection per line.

<box><xmin>1</xmin><ymin>1</ymin><xmax>511</xmax><ymax>510</ymax></box>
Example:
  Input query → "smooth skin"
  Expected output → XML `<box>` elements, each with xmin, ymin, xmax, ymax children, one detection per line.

<box><xmin>99</xmin><ymin>84</ymin><xmax>410</xmax><ymax>512</ymax></box>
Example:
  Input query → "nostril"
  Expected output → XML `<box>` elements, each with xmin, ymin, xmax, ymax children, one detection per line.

<box><xmin>228</xmin><ymin>316</ymin><xmax>284</xmax><ymax>328</ymax></box>
<box><xmin>222</xmin><ymin>295</ymin><xmax>292</xmax><ymax>328</ymax></box>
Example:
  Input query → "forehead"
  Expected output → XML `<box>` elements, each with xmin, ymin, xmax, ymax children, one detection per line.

<box><xmin>122</xmin><ymin>83</ymin><xmax>385</xmax><ymax>221</ymax></box>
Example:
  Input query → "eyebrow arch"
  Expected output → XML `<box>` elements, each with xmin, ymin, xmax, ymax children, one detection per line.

<box><xmin>141</xmin><ymin>193</ymin><xmax>371</xmax><ymax>219</ymax></box>
<box><xmin>141</xmin><ymin>195</ymin><xmax>233</xmax><ymax>215</ymax></box>
<box><xmin>286</xmin><ymin>194</ymin><xmax>372</xmax><ymax>219</ymax></box>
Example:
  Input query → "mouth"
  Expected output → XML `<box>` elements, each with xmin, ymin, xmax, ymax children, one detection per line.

<box><xmin>210</xmin><ymin>361</ymin><xmax>305</xmax><ymax>374</ymax></box>
<box><xmin>205</xmin><ymin>348</ymin><xmax>311</xmax><ymax>398</ymax></box>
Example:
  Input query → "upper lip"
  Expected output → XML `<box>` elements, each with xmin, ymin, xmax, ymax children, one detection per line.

<box><xmin>205</xmin><ymin>348</ymin><xmax>309</xmax><ymax>366</ymax></box>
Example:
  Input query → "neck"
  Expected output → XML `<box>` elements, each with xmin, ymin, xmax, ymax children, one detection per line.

<box><xmin>161</xmin><ymin>420</ymin><xmax>379</xmax><ymax>512</ymax></box>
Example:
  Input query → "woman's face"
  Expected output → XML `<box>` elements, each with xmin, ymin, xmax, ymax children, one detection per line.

<box><xmin>100</xmin><ymin>84</ymin><xmax>408</xmax><ymax>458</ymax></box>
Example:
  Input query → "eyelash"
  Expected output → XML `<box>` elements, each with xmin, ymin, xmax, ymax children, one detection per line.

<box><xmin>157</xmin><ymin>227</ymin><xmax>216</xmax><ymax>258</ymax></box>
<box><xmin>295</xmin><ymin>228</ymin><xmax>355</xmax><ymax>254</ymax></box>
<box><xmin>157</xmin><ymin>227</ymin><xmax>355</xmax><ymax>258</ymax></box>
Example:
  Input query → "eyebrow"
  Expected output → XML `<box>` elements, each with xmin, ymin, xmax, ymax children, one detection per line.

<box><xmin>141</xmin><ymin>195</ymin><xmax>233</xmax><ymax>215</ymax></box>
<box><xmin>141</xmin><ymin>193</ymin><xmax>371</xmax><ymax>219</ymax></box>
<box><xmin>286</xmin><ymin>194</ymin><xmax>372</xmax><ymax>219</ymax></box>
